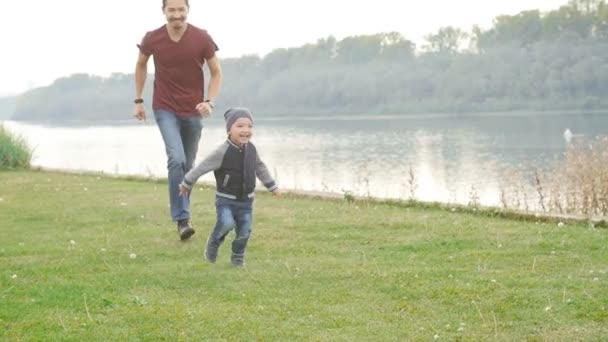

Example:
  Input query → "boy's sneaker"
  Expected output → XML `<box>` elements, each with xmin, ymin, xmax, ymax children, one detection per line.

<box><xmin>204</xmin><ymin>237</ymin><xmax>219</xmax><ymax>263</ymax></box>
<box><xmin>177</xmin><ymin>219</ymin><xmax>195</xmax><ymax>240</ymax></box>
<box><xmin>231</xmin><ymin>252</ymin><xmax>246</xmax><ymax>267</ymax></box>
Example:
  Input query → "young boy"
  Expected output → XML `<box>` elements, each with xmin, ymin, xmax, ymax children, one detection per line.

<box><xmin>179</xmin><ymin>107</ymin><xmax>280</xmax><ymax>267</ymax></box>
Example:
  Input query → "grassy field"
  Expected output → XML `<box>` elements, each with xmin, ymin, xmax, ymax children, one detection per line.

<box><xmin>0</xmin><ymin>170</ymin><xmax>607</xmax><ymax>341</ymax></box>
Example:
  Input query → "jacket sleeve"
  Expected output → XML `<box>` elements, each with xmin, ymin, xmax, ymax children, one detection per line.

<box><xmin>181</xmin><ymin>143</ymin><xmax>227</xmax><ymax>190</ymax></box>
<box><xmin>255</xmin><ymin>153</ymin><xmax>278</xmax><ymax>192</ymax></box>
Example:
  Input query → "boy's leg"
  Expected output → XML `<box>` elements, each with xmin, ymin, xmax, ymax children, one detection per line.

<box><xmin>231</xmin><ymin>201</ymin><xmax>253</xmax><ymax>267</ymax></box>
<box><xmin>206</xmin><ymin>198</ymin><xmax>236</xmax><ymax>263</ymax></box>
<box><xmin>153</xmin><ymin>110</ymin><xmax>193</xmax><ymax>239</ymax></box>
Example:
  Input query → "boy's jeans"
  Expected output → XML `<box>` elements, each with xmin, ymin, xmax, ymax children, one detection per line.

<box><xmin>154</xmin><ymin>109</ymin><xmax>203</xmax><ymax>222</ymax></box>
<box><xmin>209</xmin><ymin>196</ymin><xmax>254</xmax><ymax>256</ymax></box>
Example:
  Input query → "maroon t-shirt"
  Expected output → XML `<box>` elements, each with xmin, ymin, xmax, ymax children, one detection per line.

<box><xmin>138</xmin><ymin>24</ymin><xmax>218</xmax><ymax>116</ymax></box>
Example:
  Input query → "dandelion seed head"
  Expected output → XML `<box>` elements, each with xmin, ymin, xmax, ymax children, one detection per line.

<box><xmin>129</xmin><ymin>253</ymin><xmax>137</xmax><ymax>259</ymax></box>
<box><xmin>491</xmin><ymin>279</ymin><xmax>497</xmax><ymax>283</ymax></box>
<box><xmin>0</xmin><ymin>198</ymin><xmax>4</xmax><ymax>202</ymax></box>
<box><xmin>83</xmin><ymin>187</ymin><xmax>88</xmax><ymax>191</ymax></box>
<box><xmin>433</xmin><ymin>334</ymin><xmax>440</xmax><ymax>340</ymax></box>
<box><xmin>545</xmin><ymin>306</ymin><xmax>551</xmax><ymax>312</ymax></box>
<box><xmin>101</xmin><ymin>248</ymin><xmax>107</xmax><ymax>252</ymax></box>
<box><xmin>121</xmin><ymin>202</ymin><xmax>127</xmax><ymax>206</ymax></box>
<box><xmin>69</xmin><ymin>240</ymin><xmax>76</xmax><ymax>245</ymax></box>
<box><xmin>457</xmin><ymin>327</ymin><xmax>464</xmax><ymax>332</ymax></box>
<box><xmin>11</xmin><ymin>274</ymin><xmax>17</xmax><ymax>279</ymax></box>
<box><xmin>593</xmin><ymin>277</ymin><xmax>599</xmax><ymax>282</ymax></box>
<box><xmin>558</xmin><ymin>222</ymin><xmax>565</xmax><ymax>227</ymax></box>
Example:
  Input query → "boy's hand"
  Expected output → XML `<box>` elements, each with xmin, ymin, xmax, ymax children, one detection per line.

<box><xmin>272</xmin><ymin>190</ymin><xmax>282</xmax><ymax>198</ymax></box>
<box><xmin>179</xmin><ymin>183</ymin><xmax>190</xmax><ymax>196</ymax></box>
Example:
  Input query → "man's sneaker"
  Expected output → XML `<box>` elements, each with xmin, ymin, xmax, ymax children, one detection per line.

<box><xmin>231</xmin><ymin>252</ymin><xmax>246</xmax><ymax>267</ymax></box>
<box><xmin>177</xmin><ymin>219</ymin><xmax>195</xmax><ymax>240</ymax></box>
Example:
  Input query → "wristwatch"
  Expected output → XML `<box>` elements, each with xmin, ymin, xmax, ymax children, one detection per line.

<box><xmin>134</xmin><ymin>98</ymin><xmax>144</xmax><ymax>104</ymax></box>
<box><xmin>204</xmin><ymin>99</ymin><xmax>215</xmax><ymax>109</ymax></box>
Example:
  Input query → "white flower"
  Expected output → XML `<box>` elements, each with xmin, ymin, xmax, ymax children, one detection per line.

<box><xmin>545</xmin><ymin>306</ymin><xmax>551</xmax><ymax>312</ymax></box>
<box><xmin>83</xmin><ymin>187</ymin><xmax>88</xmax><ymax>191</ymax></box>
<box><xmin>558</xmin><ymin>222</ymin><xmax>565</xmax><ymax>227</ymax></box>
<box><xmin>593</xmin><ymin>277</ymin><xmax>599</xmax><ymax>282</ymax></box>
<box><xmin>11</xmin><ymin>274</ymin><xmax>17</xmax><ymax>279</ymax></box>
<box><xmin>129</xmin><ymin>253</ymin><xmax>137</xmax><ymax>259</ymax></box>
<box><xmin>101</xmin><ymin>248</ymin><xmax>107</xmax><ymax>252</ymax></box>
<box><xmin>69</xmin><ymin>240</ymin><xmax>76</xmax><ymax>245</ymax></box>
<box><xmin>0</xmin><ymin>198</ymin><xmax>4</xmax><ymax>202</ymax></box>
<box><xmin>433</xmin><ymin>334</ymin><xmax>440</xmax><ymax>340</ymax></box>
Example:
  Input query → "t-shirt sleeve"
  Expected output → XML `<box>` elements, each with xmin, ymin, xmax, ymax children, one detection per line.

<box><xmin>137</xmin><ymin>32</ymin><xmax>153</xmax><ymax>56</ymax></box>
<box><xmin>202</xmin><ymin>31</ymin><xmax>219</xmax><ymax>60</ymax></box>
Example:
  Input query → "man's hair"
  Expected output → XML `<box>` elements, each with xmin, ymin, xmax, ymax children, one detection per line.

<box><xmin>163</xmin><ymin>0</ymin><xmax>189</xmax><ymax>9</ymax></box>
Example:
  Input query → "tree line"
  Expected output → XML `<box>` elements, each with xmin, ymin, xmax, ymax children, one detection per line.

<box><xmin>5</xmin><ymin>0</ymin><xmax>608</xmax><ymax>123</ymax></box>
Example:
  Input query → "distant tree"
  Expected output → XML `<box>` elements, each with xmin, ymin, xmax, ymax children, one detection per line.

<box><xmin>423</xmin><ymin>26</ymin><xmax>469</xmax><ymax>54</ymax></box>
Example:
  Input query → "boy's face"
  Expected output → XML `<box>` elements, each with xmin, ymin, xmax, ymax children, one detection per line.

<box><xmin>228</xmin><ymin>117</ymin><xmax>253</xmax><ymax>147</ymax></box>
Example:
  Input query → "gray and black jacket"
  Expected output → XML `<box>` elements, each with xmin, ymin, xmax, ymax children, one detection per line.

<box><xmin>181</xmin><ymin>139</ymin><xmax>278</xmax><ymax>200</ymax></box>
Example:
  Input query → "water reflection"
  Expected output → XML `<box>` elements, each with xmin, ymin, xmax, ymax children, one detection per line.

<box><xmin>3</xmin><ymin>111</ymin><xmax>606</xmax><ymax>207</ymax></box>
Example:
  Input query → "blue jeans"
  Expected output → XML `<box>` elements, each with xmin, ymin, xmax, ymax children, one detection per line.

<box><xmin>209</xmin><ymin>196</ymin><xmax>254</xmax><ymax>255</ymax></box>
<box><xmin>154</xmin><ymin>109</ymin><xmax>203</xmax><ymax>222</ymax></box>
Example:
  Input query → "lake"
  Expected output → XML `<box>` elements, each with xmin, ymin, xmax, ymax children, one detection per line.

<box><xmin>3</xmin><ymin>111</ymin><xmax>607</xmax><ymax>209</ymax></box>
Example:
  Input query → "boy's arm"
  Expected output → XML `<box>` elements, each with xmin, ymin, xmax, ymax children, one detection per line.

<box><xmin>255</xmin><ymin>153</ymin><xmax>278</xmax><ymax>192</ymax></box>
<box><xmin>181</xmin><ymin>143</ymin><xmax>227</xmax><ymax>190</ymax></box>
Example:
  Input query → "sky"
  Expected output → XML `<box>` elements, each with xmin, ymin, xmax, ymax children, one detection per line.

<box><xmin>1</xmin><ymin>0</ymin><xmax>568</xmax><ymax>95</ymax></box>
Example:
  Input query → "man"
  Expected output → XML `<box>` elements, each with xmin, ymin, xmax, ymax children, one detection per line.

<box><xmin>134</xmin><ymin>0</ymin><xmax>223</xmax><ymax>240</ymax></box>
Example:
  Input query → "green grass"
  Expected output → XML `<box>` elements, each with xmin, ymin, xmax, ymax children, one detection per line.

<box><xmin>1</xmin><ymin>170</ymin><xmax>607</xmax><ymax>341</ymax></box>
<box><xmin>0</xmin><ymin>125</ymin><xmax>31</xmax><ymax>169</ymax></box>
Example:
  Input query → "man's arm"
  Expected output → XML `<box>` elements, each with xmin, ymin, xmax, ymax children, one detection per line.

<box><xmin>134</xmin><ymin>52</ymin><xmax>150</xmax><ymax>121</ymax></box>
<box><xmin>195</xmin><ymin>56</ymin><xmax>223</xmax><ymax>117</ymax></box>
<box><xmin>206</xmin><ymin>56</ymin><xmax>222</xmax><ymax>102</ymax></box>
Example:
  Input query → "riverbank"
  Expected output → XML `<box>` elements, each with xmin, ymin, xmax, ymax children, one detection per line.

<box><xmin>1</xmin><ymin>169</ymin><xmax>607</xmax><ymax>340</ymax></box>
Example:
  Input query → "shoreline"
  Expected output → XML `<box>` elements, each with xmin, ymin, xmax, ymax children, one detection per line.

<box><xmin>24</xmin><ymin>166</ymin><xmax>608</xmax><ymax>226</ymax></box>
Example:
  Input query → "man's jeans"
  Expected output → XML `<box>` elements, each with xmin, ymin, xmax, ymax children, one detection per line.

<box><xmin>209</xmin><ymin>196</ymin><xmax>254</xmax><ymax>256</ymax></box>
<box><xmin>154</xmin><ymin>109</ymin><xmax>203</xmax><ymax>222</ymax></box>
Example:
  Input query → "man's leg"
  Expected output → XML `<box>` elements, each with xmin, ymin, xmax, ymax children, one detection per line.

<box><xmin>181</xmin><ymin>115</ymin><xmax>204</xmax><ymax>173</ymax></box>
<box><xmin>153</xmin><ymin>110</ymin><xmax>193</xmax><ymax>239</ymax></box>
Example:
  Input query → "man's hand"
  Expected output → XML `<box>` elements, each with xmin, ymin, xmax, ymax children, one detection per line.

<box><xmin>179</xmin><ymin>183</ymin><xmax>190</xmax><ymax>196</ymax></box>
<box><xmin>134</xmin><ymin>103</ymin><xmax>146</xmax><ymax>121</ymax></box>
<box><xmin>195</xmin><ymin>102</ymin><xmax>213</xmax><ymax>118</ymax></box>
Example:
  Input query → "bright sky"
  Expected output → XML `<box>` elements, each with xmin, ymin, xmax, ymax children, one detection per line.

<box><xmin>1</xmin><ymin>0</ymin><xmax>567</xmax><ymax>95</ymax></box>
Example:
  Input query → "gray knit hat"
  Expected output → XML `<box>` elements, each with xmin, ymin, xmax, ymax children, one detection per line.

<box><xmin>224</xmin><ymin>107</ymin><xmax>254</xmax><ymax>132</ymax></box>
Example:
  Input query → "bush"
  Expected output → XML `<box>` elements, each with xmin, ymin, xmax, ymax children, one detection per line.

<box><xmin>0</xmin><ymin>124</ymin><xmax>31</xmax><ymax>169</ymax></box>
